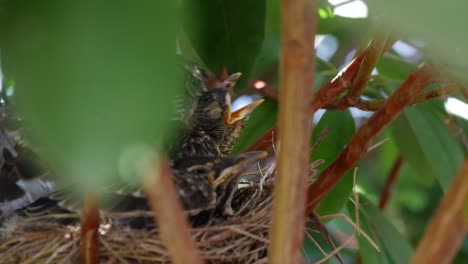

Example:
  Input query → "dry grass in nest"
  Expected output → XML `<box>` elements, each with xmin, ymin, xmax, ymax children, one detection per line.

<box><xmin>0</xmin><ymin>185</ymin><xmax>279</xmax><ymax>264</ymax></box>
<box><xmin>0</xmin><ymin>164</ymin><xmax>377</xmax><ymax>263</ymax></box>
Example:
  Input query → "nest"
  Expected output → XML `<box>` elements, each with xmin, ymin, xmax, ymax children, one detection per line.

<box><xmin>0</xmin><ymin>184</ymin><xmax>285</xmax><ymax>264</ymax></box>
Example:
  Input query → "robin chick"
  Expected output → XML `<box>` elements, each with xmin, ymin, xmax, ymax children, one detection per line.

<box><xmin>171</xmin><ymin>151</ymin><xmax>267</xmax><ymax>216</ymax></box>
<box><xmin>218</xmin><ymin>98</ymin><xmax>264</xmax><ymax>156</ymax></box>
<box><xmin>170</xmin><ymin>74</ymin><xmax>264</xmax><ymax>159</ymax></box>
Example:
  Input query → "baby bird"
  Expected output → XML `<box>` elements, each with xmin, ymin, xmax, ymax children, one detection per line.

<box><xmin>170</xmin><ymin>74</ymin><xmax>263</xmax><ymax>159</ymax></box>
<box><xmin>171</xmin><ymin>151</ymin><xmax>266</xmax><ymax>214</ymax></box>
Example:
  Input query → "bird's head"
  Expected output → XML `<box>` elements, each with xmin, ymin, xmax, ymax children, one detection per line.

<box><xmin>192</xmin><ymin>72</ymin><xmax>264</xmax><ymax>131</ymax></box>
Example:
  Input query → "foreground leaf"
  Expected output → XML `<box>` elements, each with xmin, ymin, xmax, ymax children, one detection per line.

<box><xmin>0</xmin><ymin>1</ymin><xmax>178</xmax><ymax>191</ymax></box>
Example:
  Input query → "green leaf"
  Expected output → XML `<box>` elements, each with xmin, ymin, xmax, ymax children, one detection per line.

<box><xmin>232</xmin><ymin>98</ymin><xmax>277</xmax><ymax>154</ymax></box>
<box><xmin>363</xmin><ymin>200</ymin><xmax>413</xmax><ymax>263</ymax></box>
<box><xmin>348</xmin><ymin>196</ymin><xmax>413</xmax><ymax>264</ymax></box>
<box><xmin>0</xmin><ymin>1</ymin><xmax>177</xmax><ymax>191</ymax></box>
<box><xmin>390</xmin><ymin>101</ymin><xmax>465</xmax><ymax>190</ymax></box>
<box><xmin>313</xmin><ymin>110</ymin><xmax>356</xmax><ymax>216</ymax></box>
<box><xmin>366</xmin><ymin>0</ymin><xmax>468</xmax><ymax>83</ymax></box>
<box><xmin>181</xmin><ymin>0</ymin><xmax>266</xmax><ymax>90</ymax></box>
<box><xmin>347</xmin><ymin>201</ymin><xmax>390</xmax><ymax>264</ymax></box>
<box><xmin>376</xmin><ymin>53</ymin><xmax>416</xmax><ymax>81</ymax></box>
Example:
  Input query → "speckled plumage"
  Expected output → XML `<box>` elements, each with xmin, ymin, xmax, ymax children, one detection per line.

<box><xmin>170</xmin><ymin>86</ymin><xmax>231</xmax><ymax>159</ymax></box>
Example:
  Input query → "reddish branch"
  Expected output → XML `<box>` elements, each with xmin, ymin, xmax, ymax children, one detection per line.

<box><xmin>81</xmin><ymin>193</ymin><xmax>100</xmax><ymax>264</ymax></box>
<box><xmin>410</xmin><ymin>155</ymin><xmax>468</xmax><ymax>264</ymax></box>
<box><xmin>325</xmin><ymin>84</ymin><xmax>459</xmax><ymax>111</ymax></box>
<box><xmin>378</xmin><ymin>156</ymin><xmax>404</xmax><ymax>210</ymax></box>
<box><xmin>246</xmin><ymin>50</ymin><xmax>368</xmax><ymax>152</ymax></box>
<box><xmin>306</xmin><ymin>65</ymin><xmax>435</xmax><ymax>213</ymax></box>
<box><xmin>267</xmin><ymin>0</ymin><xmax>315</xmax><ymax>262</ymax></box>
<box><xmin>143</xmin><ymin>157</ymin><xmax>202</xmax><ymax>264</ymax></box>
<box><xmin>347</xmin><ymin>35</ymin><xmax>387</xmax><ymax>99</ymax></box>
<box><xmin>247</xmin><ymin>39</ymin><xmax>396</xmax><ymax>152</ymax></box>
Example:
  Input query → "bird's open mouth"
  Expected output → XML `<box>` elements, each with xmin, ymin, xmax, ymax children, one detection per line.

<box><xmin>226</xmin><ymin>98</ymin><xmax>264</xmax><ymax>125</ymax></box>
<box><xmin>217</xmin><ymin>71</ymin><xmax>264</xmax><ymax>125</ymax></box>
<box><xmin>225</xmin><ymin>98</ymin><xmax>264</xmax><ymax>125</ymax></box>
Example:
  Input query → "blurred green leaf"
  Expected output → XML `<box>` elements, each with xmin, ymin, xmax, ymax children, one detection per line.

<box><xmin>348</xmin><ymin>196</ymin><xmax>413</xmax><ymax>264</ymax></box>
<box><xmin>361</xmin><ymin>198</ymin><xmax>413</xmax><ymax>264</ymax></box>
<box><xmin>232</xmin><ymin>98</ymin><xmax>277</xmax><ymax>154</ymax></box>
<box><xmin>366</xmin><ymin>0</ymin><xmax>468</xmax><ymax>83</ymax></box>
<box><xmin>347</xmin><ymin>200</ymin><xmax>390</xmax><ymax>264</ymax></box>
<box><xmin>180</xmin><ymin>0</ymin><xmax>266</xmax><ymax>90</ymax></box>
<box><xmin>313</xmin><ymin>110</ymin><xmax>356</xmax><ymax>216</ymax></box>
<box><xmin>390</xmin><ymin>101</ymin><xmax>464</xmax><ymax>190</ymax></box>
<box><xmin>0</xmin><ymin>1</ymin><xmax>177</xmax><ymax>191</ymax></box>
<box><xmin>377</xmin><ymin>53</ymin><xmax>416</xmax><ymax>81</ymax></box>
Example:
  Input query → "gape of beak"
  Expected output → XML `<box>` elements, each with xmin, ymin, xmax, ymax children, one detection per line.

<box><xmin>217</xmin><ymin>71</ymin><xmax>264</xmax><ymax>125</ymax></box>
<box><xmin>213</xmin><ymin>151</ymin><xmax>268</xmax><ymax>189</ymax></box>
<box><xmin>226</xmin><ymin>98</ymin><xmax>264</xmax><ymax>125</ymax></box>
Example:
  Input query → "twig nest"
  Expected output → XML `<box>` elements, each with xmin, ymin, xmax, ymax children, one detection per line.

<box><xmin>0</xmin><ymin>186</ymin><xmax>274</xmax><ymax>264</ymax></box>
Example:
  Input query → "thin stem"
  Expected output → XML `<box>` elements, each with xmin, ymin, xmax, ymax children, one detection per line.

<box><xmin>143</xmin><ymin>157</ymin><xmax>203</xmax><ymax>264</ymax></box>
<box><xmin>268</xmin><ymin>0</ymin><xmax>316</xmax><ymax>262</ymax></box>
<box><xmin>410</xmin><ymin>155</ymin><xmax>468</xmax><ymax>264</ymax></box>
<box><xmin>306</xmin><ymin>65</ymin><xmax>435</xmax><ymax>212</ymax></box>
<box><xmin>378</xmin><ymin>156</ymin><xmax>404</xmax><ymax>210</ymax></box>
<box><xmin>81</xmin><ymin>192</ymin><xmax>100</xmax><ymax>264</ymax></box>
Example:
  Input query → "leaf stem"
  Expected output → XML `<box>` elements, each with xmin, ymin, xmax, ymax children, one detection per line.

<box><xmin>268</xmin><ymin>0</ymin><xmax>316</xmax><ymax>262</ymax></box>
<box><xmin>378</xmin><ymin>155</ymin><xmax>404</xmax><ymax>210</ymax></box>
<box><xmin>306</xmin><ymin>65</ymin><xmax>436</xmax><ymax>212</ymax></box>
<box><xmin>410</xmin><ymin>155</ymin><xmax>468</xmax><ymax>264</ymax></box>
<box><xmin>143</xmin><ymin>157</ymin><xmax>202</xmax><ymax>264</ymax></box>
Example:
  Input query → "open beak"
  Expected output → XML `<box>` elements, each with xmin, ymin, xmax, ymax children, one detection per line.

<box><xmin>213</xmin><ymin>151</ymin><xmax>268</xmax><ymax>188</ymax></box>
<box><xmin>225</xmin><ymin>98</ymin><xmax>264</xmax><ymax>125</ymax></box>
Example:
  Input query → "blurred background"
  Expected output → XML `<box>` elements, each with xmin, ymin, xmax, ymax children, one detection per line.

<box><xmin>0</xmin><ymin>0</ymin><xmax>467</xmax><ymax>263</ymax></box>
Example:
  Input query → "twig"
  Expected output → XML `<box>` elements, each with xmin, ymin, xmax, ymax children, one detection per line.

<box><xmin>410</xmin><ymin>155</ymin><xmax>468</xmax><ymax>264</ymax></box>
<box><xmin>142</xmin><ymin>157</ymin><xmax>202</xmax><ymax>264</ymax></box>
<box><xmin>325</xmin><ymin>84</ymin><xmax>460</xmax><ymax>111</ymax></box>
<box><xmin>250</xmin><ymin>80</ymin><xmax>279</xmax><ymax>101</ymax></box>
<box><xmin>347</xmin><ymin>35</ymin><xmax>388</xmax><ymax>99</ymax></box>
<box><xmin>246</xmin><ymin>51</ymin><xmax>367</xmax><ymax>152</ymax></box>
<box><xmin>309</xmin><ymin>213</ymin><xmax>344</xmax><ymax>264</ymax></box>
<box><xmin>81</xmin><ymin>192</ymin><xmax>100</xmax><ymax>264</ymax></box>
<box><xmin>306</xmin><ymin>65</ymin><xmax>436</xmax><ymax>212</ymax></box>
<box><xmin>378</xmin><ymin>156</ymin><xmax>404</xmax><ymax>210</ymax></box>
<box><xmin>268</xmin><ymin>0</ymin><xmax>315</xmax><ymax>263</ymax></box>
<box><xmin>247</xmin><ymin>37</ymin><xmax>395</xmax><ymax>152</ymax></box>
